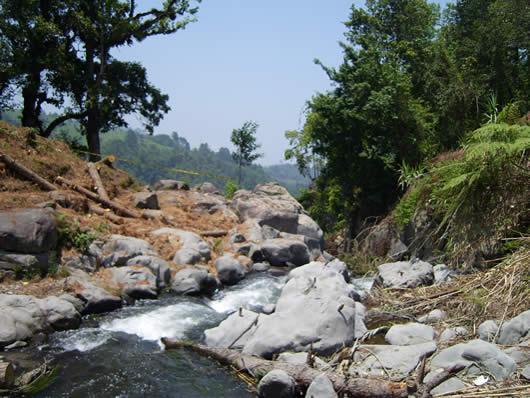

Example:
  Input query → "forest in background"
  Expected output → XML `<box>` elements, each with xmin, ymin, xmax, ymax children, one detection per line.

<box><xmin>0</xmin><ymin>110</ymin><xmax>310</xmax><ymax>194</ymax></box>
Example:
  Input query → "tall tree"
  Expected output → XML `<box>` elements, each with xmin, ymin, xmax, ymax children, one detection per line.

<box><xmin>292</xmin><ymin>0</ymin><xmax>438</xmax><ymax>239</ymax></box>
<box><xmin>231</xmin><ymin>121</ymin><xmax>262</xmax><ymax>185</ymax></box>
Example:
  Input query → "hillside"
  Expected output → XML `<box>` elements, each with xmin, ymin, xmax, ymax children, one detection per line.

<box><xmin>0</xmin><ymin>111</ymin><xmax>309</xmax><ymax>195</ymax></box>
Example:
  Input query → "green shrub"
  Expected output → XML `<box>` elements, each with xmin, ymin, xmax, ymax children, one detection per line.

<box><xmin>224</xmin><ymin>179</ymin><xmax>238</xmax><ymax>199</ymax></box>
<box><xmin>393</xmin><ymin>186</ymin><xmax>421</xmax><ymax>227</ymax></box>
<box><xmin>56</xmin><ymin>213</ymin><xmax>97</xmax><ymax>252</ymax></box>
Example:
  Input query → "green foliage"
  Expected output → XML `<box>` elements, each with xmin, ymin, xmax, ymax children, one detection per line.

<box><xmin>224</xmin><ymin>179</ymin><xmax>238</xmax><ymax>199</ymax></box>
<box><xmin>56</xmin><ymin>213</ymin><xmax>97</xmax><ymax>252</ymax></box>
<box><xmin>398</xmin><ymin>161</ymin><xmax>426</xmax><ymax>190</ymax></box>
<box><xmin>393</xmin><ymin>186</ymin><xmax>422</xmax><ymax>227</ymax></box>
<box><xmin>498</xmin><ymin>101</ymin><xmax>525</xmax><ymax>125</ymax></box>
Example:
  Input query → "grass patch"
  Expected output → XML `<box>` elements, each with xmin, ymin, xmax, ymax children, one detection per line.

<box><xmin>56</xmin><ymin>213</ymin><xmax>97</xmax><ymax>252</ymax></box>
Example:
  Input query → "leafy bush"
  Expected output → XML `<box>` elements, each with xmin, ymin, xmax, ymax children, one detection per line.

<box><xmin>224</xmin><ymin>179</ymin><xmax>238</xmax><ymax>199</ymax></box>
<box><xmin>56</xmin><ymin>213</ymin><xmax>97</xmax><ymax>252</ymax></box>
<box><xmin>393</xmin><ymin>187</ymin><xmax>422</xmax><ymax>227</ymax></box>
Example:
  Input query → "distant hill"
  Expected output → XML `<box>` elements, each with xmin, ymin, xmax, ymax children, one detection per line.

<box><xmin>0</xmin><ymin>111</ymin><xmax>310</xmax><ymax>195</ymax></box>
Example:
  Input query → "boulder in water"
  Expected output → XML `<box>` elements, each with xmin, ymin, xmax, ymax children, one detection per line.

<box><xmin>171</xmin><ymin>267</ymin><xmax>218</xmax><ymax>296</ymax></box>
<box><xmin>215</xmin><ymin>255</ymin><xmax>246</xmax><ymax>285</ymax></box>
<box><xmin>110</xmin><ymin>266</ymin><xmax>158</xmax><ymax>299</ymax></box>
<box><xmin>66</xmin><ymin>272</ymin><xmax>122</xmax><ymax>314</ymax></box>
<box><xmin>204</xmin><ymin>308</ymin><xmax>259</xmax><ymax>349</ymax></box>
<box><xmin>126</xmin><ymin>255</ymin><xmax>171</xmax><ymax>289</ymax></box>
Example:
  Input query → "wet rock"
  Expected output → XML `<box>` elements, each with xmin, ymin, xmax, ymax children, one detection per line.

<box><xmin>478</xmin><ymin>320</ymin><xmax>499</xmax><ymax>342</ymax></box>
<box><xmin>305</xmin><ymin>374</ymin><xmax>337</xmax><ymax>398</ymax></box>
<box><xmin>375</xmin><ymin>260</ymin><xmax>434</xmax><ymax>288</ymax></box>
<box><xmin>205</xmin><ymin>309</ymin><xmax>259</xmax><ymax>349</ymax></box>
<box><xmin>197</xmin><ymin>182</ymin><xmax>219</xmax><ymax>194</ymax></box>
<box><xmin>428</xmin><ymin>375</ymin><xmax>466</xmax><ymax>396</ymax></box>
<box><xmin>133</xmin><ymin>192</ymin><xmax>159</xmax><ymax>210</ymax></box>
<box><xmin>261</xmin><ymin>304</ymin><xmax>276</xmax><ymax>314</ymax></box>
<box><xmin>433</xmin><ymin>264</ymin><xmax>455</xmax><ymax>284</ymax></box>
<box><xmin>418</xmin><ymin>309</ymin><xmax>447</xmax><ymax>324</ymax></box>
<box><xmin>277</xmin><ymin>352</ymin><xmax>327</xmax><ymax>370</ymax></box>
<box><xmin>385</xmin><ymin>323</ymin><xmax>435</xmax><ymax>345</ymax></box>
<box><xmin>497</xmin><ymin>310</ymin><xmax>530</xmax><ymax>345</ymax></box>
<box><xmin>152</xmin><ymin>179</ymin><xmax>189</xmax><ymax>191</ymax></box>
<box><xmin>152</xmin><ymin>228</ymin><xmax>211</xmax><ymax>265</ymax></box>
<box><xmin>171</xmin><ymin>268</ymin><xmax>218</xmax><ymax>296</ymax></box>
<box><xmin>440</xmin><ymin>326</ymin><xmax>468</xmax><ymax>343</ymax></box>
<box><xmin>100</xmin><ymin>235</ymin><xmax>156</xmax><ymax>267</ymax></box>
<box><xmin>126</xmin><ymin>255</ymin><xmax>171</xmax><ymax>289</ymax></box>
<box><xmin>259</xmin><ymin>239</ymin><xmax>310</xmax><ymax>267</ymax></box>
<box><xmin>109</xmin><ymin>266</ymin><xmax>158</xmax><ymax>299</ymax></box>
<box><xmin>215</xmin><ymin>255</ymin><xmax>246</xmax><ymax>285</ymax></box>
<box><xmin>39</xmin><ymin>296</ymin><xmax>81</xmax><ymax>330</ymax></box>
<box><xmin>66</xmin><ymin>273</ymin><xmax>122</xmax><ymax>314</ymax></box>
<box><xmin>243</xmin><ymin>262</ymin><xmax>366</xmax><ymax>358</ymax></box>
<box><xmin>429</xmin><ymin>339</ymin><xmax>516</xmax><ymax>381</ymax></box>
<box><xmin>257</xmin><ymin>369</ymin><xmax>295</xmax><ymax>398</ymax></box>
<box><xmin>350</xmin><ymin>342</ymin><xmax>437</xmax><ymax>380</ymax></box>
<box><xmin>0</xmin><ymin>294</ymin><xmax>81</xmax><ymax>346</ymax></box>
<box><xmin>0</xmin><ymin>208</ymin><xmax>57</xmax><ymax>253</ymax></box>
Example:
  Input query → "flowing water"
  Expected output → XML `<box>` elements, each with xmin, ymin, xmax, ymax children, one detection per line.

<box><xmin>34</xmin><ymin>273</ymin><xmax>286</xmax><ymax>398</ymax></box>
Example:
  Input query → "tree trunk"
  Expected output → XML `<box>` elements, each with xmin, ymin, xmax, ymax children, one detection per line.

<box><xmin>21</xmin><ymin>70</ymin><xmax>42</xmax><ymax>130</ymax></box>
<box><xmin>0</xmin><ymin>361</ymin><xmax>15</xmax><ymax>388</ymax></box>
<box><xmin>161</xmin><ymin>339</ymin><xmax>409</xmax><ymax>398</ymax></box>
<box><xmin>0</xmin><ymin>153</ymin><xmax>58</xmax><ymax>191</ymax></box>
<box><xmin>85</xmin><ymin>43</ymin><xmax>101</xmax><ymax>161</ymax></box>
<box><xmin>87</xmin><ymin>162</ymin><xmax>110</xmax><ymax>201</ymax></box>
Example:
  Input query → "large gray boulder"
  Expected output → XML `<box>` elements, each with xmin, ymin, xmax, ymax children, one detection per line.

<box><xmin>257</xmin><ymin>369</ymin><xmax>295</xmax><ymax>398</ymax></box>
<box><xmin>109</xmin><ymin>266</ymin><xmax>158</xmax><ymax>299</ymax></box>
<box><xmin>205</xmin><ymin>309</ymin><xmax>259</xmax><ymax>349</ymax></box>
<box><xmin>133</xmin><ymin>192</ymin><xmax>159</xmax><ymax>210</ymax></box>
<box><xmin>0</xmin><ymin>251</ymin><xmax>50</xmax><ymax>274</ymax></box>
<box><xmin>214</xmin><ymin>255</ymin><xmax>246</xmax><ymax>285</ymax></box>
<box><xmin>385</xmin><ymin>323</ymin><xmax>435</xmax><ymax>345</ymax></box>
<box><xmin>375</xmin><ymin>260</ymin><xmax>434</xmax><ymax>288</ymax></box>
<box><xmin>350</xmin><ymin>342</ymin><xmax>437</xmax><ymax>380</ymax></box>
<box><xmin>152</xmin><ymin>179</ymin><xmax>189</xmax><ymax>191</ymax></box>
<box><xmin>126</xmin><ymin>255</ymin><xmax>171</xmax><ymax>289</ymax></box>
<box><xmin>0</xmin><ymin>294</ymin><xmax>81</xmax><ymax>347</ymax></box>
<box><xmin>305</xmin><ymin>374</ymin><xmax>337</xmax><ymax>398</ymax></box>
<box><xmin>171</xmin><ymin>268</ymin><xmax>218</xmax><ymax>296</ymax></box>
<box><xmin>99</xmin><ymin>235</ymin><xmax>156</xmax><ymax>268</ymax></box>
<box><xmin>66</xmin><ymin>272</ymin><xmax>122</xmax><ymax>314</ymax></box>
<box><xmin>242</xmin><ymin>262</ymin><xmax>366</xmax><ymax>358</ymax></box>
<box><xmin>151</xmin><ymin>228</ymin><xmax>211</xmax><ymax>265</ymax></box>
<box><xmin>0</xmin><ymin>208</ymin><xmax>57</xmax><ymax>253</ymax></box>
<box><xmin>257</xmin><ymin>239</ymin><xmax>311</xmax><ymax>267</ymax></box>
<box><xmin>429</xmin><ymin>339</ymin><xmax>516</xmax><ymax>381</ymax></box>
<box><xmin>497</xmin><ymin>310</ymin><xmax>530</xmax><ymax>345</ymax></box>
<box><xmin>197</xmin><ymin>182</ymin><xmax>219</xmax><ymax>194</ymax></box>
<box><xmin>231</xmin><ymin>183</ymin><xmax>323</xmax><ymax>245</ymax></box>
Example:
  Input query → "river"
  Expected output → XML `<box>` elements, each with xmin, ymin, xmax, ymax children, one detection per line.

<box><xmin>35</xmin><ymin>273</ymin><xmax>286</xmax><ymax>398</ymax></box>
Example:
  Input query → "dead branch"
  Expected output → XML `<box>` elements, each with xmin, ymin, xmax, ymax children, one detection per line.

<box><xmin>161</xmin><ymin>339</ymin><xmax>409</xmax><ymax>398</ymax></box>
<box><xmin>0</xmin><ymin>153</ymin><xmax>57</xmax><ymax>191</ymax></box>
<box><xmin>200</xmin><ymin>230</ymin><xmax>228</xmax><ymax>238</ymax></box>
<box><xmin>56</xmin><ymin>176</ymin><xmax>140</xmax><ymax>218</ymax></box>
<box><xmin>87</xmin><ymin>162</ymin><xmax>110</xmax><ymax>201</ymax></box>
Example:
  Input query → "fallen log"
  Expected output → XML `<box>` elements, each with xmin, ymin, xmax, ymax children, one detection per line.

<box><xmin>89</xmin><ymin>204</ymin><xmax>125</xmax><ymax>225</ymax></box>
<box><xmin>161</xmin><ymin>339</ymin><xmax>409</xmax><ymax>398</ymax></box>
<box><xmin>0</xmin><ymin>362</ymin><xmax>14</xmax><ymax>388</ymax></box>
<box><xmin>200</xmin><ymin>230</ymin><xmax>228</xmax><ymax>238</ymax></box>
<box><xmin>0</xmin><ymin>153</ymin><xmax>57</xmax><ymax>191</ymax></box>
<box><xmin>87</xmin><ymin>162</ymin><xmax>110</xmax><ymax>201</ymax></box>
<box><xmin>56</xmin><ymin>176</ymin><xmax>140</xmax><ymax>218</ymax></box>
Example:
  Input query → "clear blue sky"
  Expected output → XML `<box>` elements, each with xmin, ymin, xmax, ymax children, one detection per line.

<box><xmin>117</xmin><ymin>0</ymin><xmax>450</xmax><ymax>165</ymax></box>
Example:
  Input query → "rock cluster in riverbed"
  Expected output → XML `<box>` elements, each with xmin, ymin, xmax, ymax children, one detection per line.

<box><xmin>0</xmin><ymin>181</ymin><xmax>528</xmax><ymax>398</ymax></box>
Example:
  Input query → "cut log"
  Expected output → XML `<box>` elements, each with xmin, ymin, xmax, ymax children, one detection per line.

<box><xmin>56</xmin><ymin>176</ymin><xmax>140</xmax><ymax>218</ymax></box>
<box><xmin>87</xmin><ymin>162</ymin><xmax>110</xmax><ymax>201</ymax></box>
<box><xmin>89</xmin><ymin>204</ymin><xmax>125</xmax><ymax>225</ymax></box>
<box><xmin>0</xmin><ymin>361</ymin><xmax>15</xmax><ymax>388</ymax></box>
<box><xmin>161</xmin><ymin>339</ymin><xmax>409</xmax><ymax>398</ymax></box>
<box><xmin>0</xmin><ymin>153</ymin><xmax>57</xmax><ymax>191</ymax></box>
<box><xmin>200</xmin><ymin>230</ymin><xmax>228</xmax><ymax>238</ymax></box>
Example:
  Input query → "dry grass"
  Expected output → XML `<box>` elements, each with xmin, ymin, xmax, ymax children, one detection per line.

<box><xmin>370</xmin><ymin>245</ymin><xmax>530</xmax><ymax>330</ymax></box>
